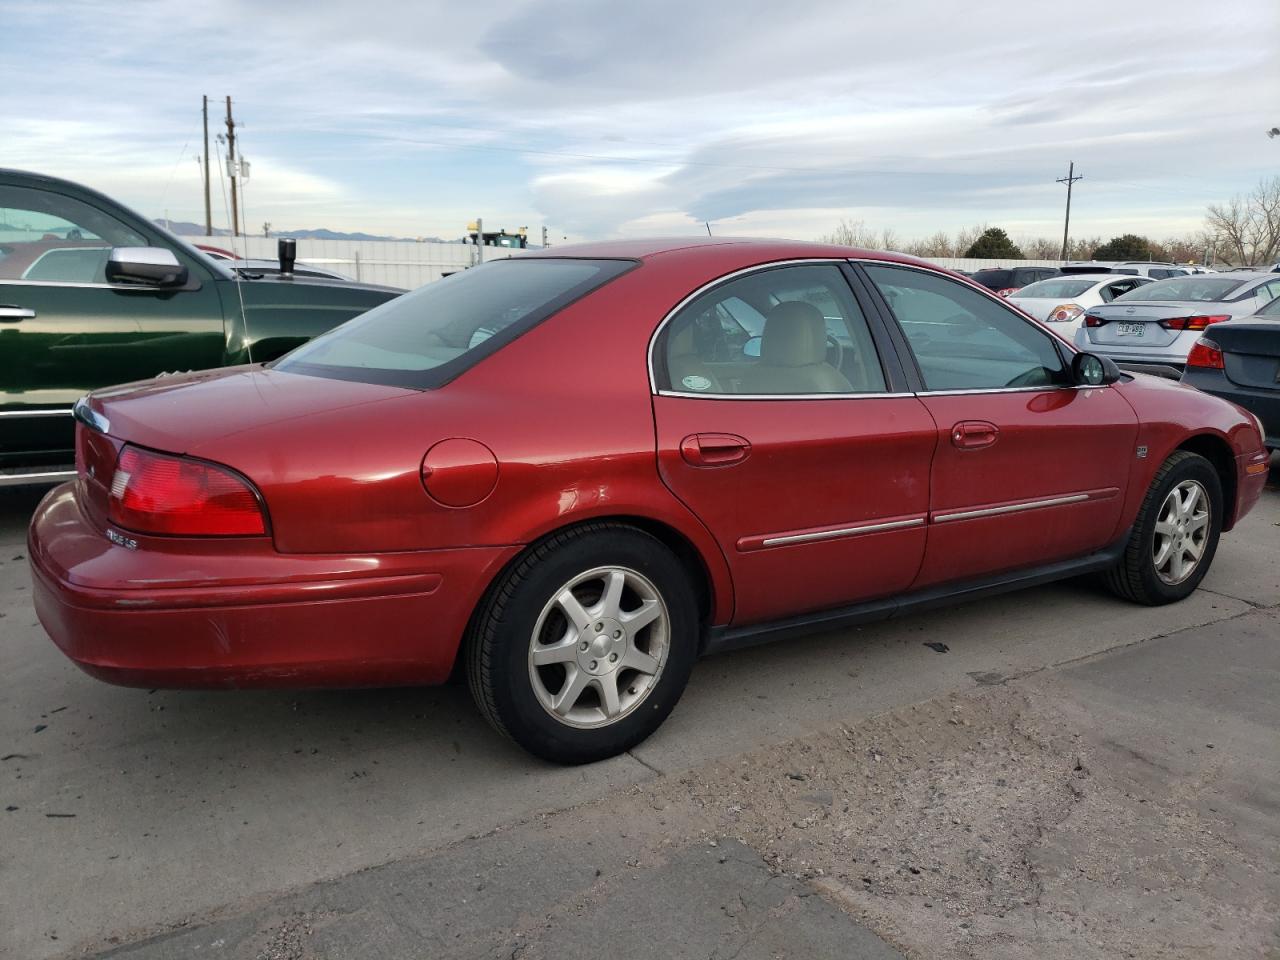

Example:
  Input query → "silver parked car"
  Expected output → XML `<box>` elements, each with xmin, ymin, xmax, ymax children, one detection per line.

<box><xmin>1073</xmin><ymin>273</ymin><xmax>1280</xmax><ymax>376</ymax></box>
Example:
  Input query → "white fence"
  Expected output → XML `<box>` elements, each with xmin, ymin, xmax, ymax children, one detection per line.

<box><xmin>190</xmin><ymin>236</ymin><xmax>1065</xmax><ymax>290</ymax></box>
<box><xmin>190</xmin><ymin>235</ymin><xmax>498</xmax><ymax>289</ymax></box>
<box><xmin>929</xmin><ymin>257</ymin><xmax>1063</xmax><ymax>272</ymax></box>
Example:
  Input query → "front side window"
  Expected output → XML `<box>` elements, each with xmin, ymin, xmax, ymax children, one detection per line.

<box><xmin>0</xmin><ymin>185</ymin><xmax>144</xmax><ymax>284</ymax></box>
<box><xmin>865</xmin><ymin>264</ymin><xmax>1068</xmax><ymax>391</ymax></box>
<box><xmin>657</xmin><ymin>263</ymin><xmax>887</xmax><ymax>395</ymax></box>
<box><xmin>275</xmin><ymin>257</ymin><xmax>634</xmax><ymax>388</ymax></box>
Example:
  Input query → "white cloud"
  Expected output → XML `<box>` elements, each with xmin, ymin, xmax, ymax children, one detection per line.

<box><xmin>2</xmin><ymin>0</ymin><xmax>1277</xmax><ymax>242</ymax></box>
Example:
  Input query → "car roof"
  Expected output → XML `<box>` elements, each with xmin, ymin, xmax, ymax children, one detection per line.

<box><xmin>519</xmin><ymin>236</ymin><xmax>929</xmax><ymax>268</ymax></box>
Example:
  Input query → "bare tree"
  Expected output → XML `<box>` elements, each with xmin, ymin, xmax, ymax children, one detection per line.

<box><xmin>1205</xmin><ymin>177</ymin><xmax>1280</xmax><ymax>265</ymax></box>
<box><xmin>902</xmin><ymin>230</ymin><xmax>955</xmax><ymax>257</ymax></box>
<box><xmin>1022</xmin><ymin>236</ymin><xmax>1062</xmax><ymax>260</ymax></box>
<box><xmin>820</xmin><ymin>218</ymin><xmax>882</xmax><ymax>248</ymax></box>
<box><xmin>954</xmin><ymin>223</ymin><xmax>987</xmax><ymax>257</ymax></box>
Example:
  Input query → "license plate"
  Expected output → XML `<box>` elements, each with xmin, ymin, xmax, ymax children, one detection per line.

<box><xmin>1116</xmin><ymin>322</ymin><xmax>1145</xmax><ymax>337</ymax></box>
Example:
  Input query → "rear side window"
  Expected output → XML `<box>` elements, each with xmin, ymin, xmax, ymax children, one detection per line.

<box><xmin>275</xmin><ymin>258</ymin><xmax>634</xmax><ymax>388</ymax></box>
<box><xmin>865</xmin><ymin>264</ymin><xmax>1068</xmax><ymax>391</ymax></box>
<box><xmin>657</xmin><ymin>263</ymin><xmax>887</xmax><ymax>395</ymax></box>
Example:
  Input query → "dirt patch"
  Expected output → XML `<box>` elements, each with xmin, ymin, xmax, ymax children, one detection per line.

<box><xmin>628</xmin><ymin>684</ymin><xmax>1278</xmax><ymax>959</ymax></box>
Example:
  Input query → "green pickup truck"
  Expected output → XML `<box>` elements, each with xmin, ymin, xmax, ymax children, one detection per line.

<box><xmin>0</xmin><ymin>169</ymin><xmax>403</xmax><ymax>485</ymax></box>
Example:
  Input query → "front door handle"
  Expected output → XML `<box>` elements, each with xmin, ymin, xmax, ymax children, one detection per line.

<box><xmin>0</xmin><ymin>305</ymin><xmax>36</xmax><ymax>323</ymax></box>
<box><xmin>951</xmin><ymin>420</ymin><xmax>999</xmax><ymax>450</ymax></box>
<box><xmin>680</xmin><ymin>433</ymin><xmax>751</xmax><ymax>467</ymax></box>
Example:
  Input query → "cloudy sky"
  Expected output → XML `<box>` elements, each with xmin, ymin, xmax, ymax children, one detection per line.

<box><xmin>3</xmin><ymin>0</ymin><xmax>1277</xmax><ymax>243</ymax></box>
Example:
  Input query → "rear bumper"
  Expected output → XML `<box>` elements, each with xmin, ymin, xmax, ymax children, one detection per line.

<box><xmin>27</xmin><ymin>484</ymin><xmax>519</xmax><ymax>688</ymax></box>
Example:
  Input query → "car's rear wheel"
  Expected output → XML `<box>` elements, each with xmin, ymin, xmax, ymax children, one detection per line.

<box><xmin>1103</xmin><ymin>450</ymin><xmax>1222</xmax><ymax>605</ymax></box>
<box><xmin>466</xmin><ymin>523</ymin><xmax>698</xmax><ymax>764</ymax></box>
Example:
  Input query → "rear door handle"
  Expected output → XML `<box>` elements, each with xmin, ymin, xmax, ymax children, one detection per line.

<box><xmin>0</xmin><ymin>305</ymin><xmax>36</xmax><ymax>323</ymax></box>
<box><xmin>951</xmin><ymin>420</ymin><xmax>999</xmax><ymax>450</ymax></box>
<box><xmin>680</xmin><ymin>433</ymin><xmax>751</xmax><ymax>467</ymax></box>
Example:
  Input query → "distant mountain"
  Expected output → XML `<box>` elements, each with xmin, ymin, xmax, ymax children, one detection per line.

<box><xmin>152</xmin><ymin>219</ymin><xmax>446</xmax><ymax>243</ymax></box>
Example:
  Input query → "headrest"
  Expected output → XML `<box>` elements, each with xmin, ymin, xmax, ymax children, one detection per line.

<box><xmin>761</xmin><ymin>300</ymin><xmax>827</xmax><ymax>367</ymax></box>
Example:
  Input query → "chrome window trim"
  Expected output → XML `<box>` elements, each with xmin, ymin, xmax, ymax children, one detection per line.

<box><xmin>646</xmin><ymin>255</ymin><xmax>1105</xmax><ymax>402</ymax></box>
<box><xmin>646</xmin><ymin>257</ymin><xmax>855</xmax><ymax>396</ymax></box>
<box><xmin>0</xmin><ymin>407</ymin><xmax>74</xmax><ymax>417</ymax></box>
<box><xmin>0</xmin><ymin>278</ymin><xmax>135</xmax><ymax>290</ymax></box>
<box><xmin>920</xmin><ymin>384</ymin><xmax>1096</xmax><ymax>397</ymax></box>
<box><xmin>656</xmin><ymin>389</ymin><xmax>914</xmax><ymax>401</ymax></box>
<box><xmin>851</xmin><ymin>257</ymin><xmax>1095</xmax><ymax>395</ymax></box>
<box><xmin>760</xmin><ymin>516</ymin><xmax>925</xmax><ymax>547</ymax></box>
<box><xmin>933</xmin><ymin>493</ymin><xmax>1090</xmax><ymax>523</ymax></box>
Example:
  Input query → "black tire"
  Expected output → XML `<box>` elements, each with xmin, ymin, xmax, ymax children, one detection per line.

<box><xmin>1103</xmin><ymin>450</ymin><xmax>1223</xmax><ymax>605</ymax></box>
<box><xmin>466</xmin><ymin>522</ymin><xmax>699</xmax><ymax>764</ymax></box>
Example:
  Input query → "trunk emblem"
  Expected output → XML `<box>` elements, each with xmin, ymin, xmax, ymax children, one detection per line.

<box><xmin>106</xmin><ymin>529</ymin><xmax>138</xmax><ymax>551</ymax></box>
<box><xmin>1125</xmin><ymin>307</ymin><xmax>1136</xmax><ymax>314</ymax></box>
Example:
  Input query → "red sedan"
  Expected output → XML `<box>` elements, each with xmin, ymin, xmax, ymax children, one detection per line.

<box><xmin>28</xmin><ymin>239</ymin><xmax>1270</xmax><ymax>763</ymax></box>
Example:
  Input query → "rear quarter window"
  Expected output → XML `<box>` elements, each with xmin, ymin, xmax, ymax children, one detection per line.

<box><xmin>273</xmin><ymin>257</ymin><xmax>636</xmax><ymax>388</ymax></box>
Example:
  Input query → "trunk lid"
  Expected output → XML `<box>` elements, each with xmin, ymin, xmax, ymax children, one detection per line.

<box><xmin>1208</xmin><ymin>319</ymin><xmax>1280</xmax><ymax>390</ymax></box>
<box><xmin>1081</xmin><ymin>299</ymin><xmax>1251</xmax><ymax>348</ymax></box>
<box><xmin>1007</xmin><ymin>297</ymin><xmax>1057</xmax><ymax>322</ymax></box>
<box><xmin>83</xmin><ymin>365</ymin><xmax>414</xmax><ymax>455</ymax></box>
<box><xmin>80</xmin><ymin>366</ymin><xmax>438</xmax><ymax>552</ymax></box>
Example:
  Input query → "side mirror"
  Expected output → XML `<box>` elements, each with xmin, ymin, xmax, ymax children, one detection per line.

<box><xmin>105</xmin><ymin>247</ymin><xmax>187</xmax><ymax>287</ymax></box>
<box><xmin>278</xmin><ymin>237</ymin><xmax>297</xmax><ymax>277</ymax></box>
<box><xmin>1072</xmin><ymin>352</ymin><xmax>1121</xmax><ymax>386</ymax></box>
<box><xmin>743</xmin><ymin>336</ymin><xmax>762</xmax><ymax>359</ymax></box>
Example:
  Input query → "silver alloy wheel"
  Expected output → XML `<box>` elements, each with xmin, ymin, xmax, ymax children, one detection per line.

<box><xmin>1152</xmin><ymin>479</ymin><xmax>1210</xmax><ymax>585</ymax></box>
<box><xmin>527</xmin><ymin>565</ymin><xmax>670</xmax><ymax>729</ymax></box>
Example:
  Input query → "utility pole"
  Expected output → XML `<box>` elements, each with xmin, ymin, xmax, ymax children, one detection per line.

<box><xmin>225</xmin><ymin>96</ymin><xmax>240</xmax><ymax>238</ymax></box>
<box><xmin>202</xmin><ymin>96</ymin><xmax>212</xmax><ymax>235</ymax></box>
<box><xmin>475</xmin><ymin>217</ymin><xmax>484</xmax><ymax>264</ymax></box>
<box><xmin>1056</xmin><ymin>162</ymin><xmax>1082</xmax><ymax>261</ymax></box>
<box><xmin>541</xmin><ymin>225</ymin><xmax>549</xmax><ymax>248</ymax></box>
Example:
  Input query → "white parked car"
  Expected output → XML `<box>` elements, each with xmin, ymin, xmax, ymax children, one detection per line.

<box><xmin>1008</xmin><ymin>274</ymin><xmax>1154</xmax><ymax>334</ymax></box>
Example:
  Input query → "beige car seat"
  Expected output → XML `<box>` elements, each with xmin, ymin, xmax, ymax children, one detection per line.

<box><xmin>741</xmin><ymin>301</ymin><xmax>853</xmax><ymax>394</ymax></box>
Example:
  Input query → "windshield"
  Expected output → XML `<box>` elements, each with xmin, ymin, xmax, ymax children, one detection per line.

<box><xmin>1116</xmin><ymin>277</ymin><xmax>1245</xmax><ymax>302</ymax></box>
<box><xmin>274</xmin><ymin>257</ymin><xmax>634</xmax><ymax>388</ymax></box>
<box><xmin>1015</xmin><ymin>278</ymin><xmax>1096</xmax><ymax>299</ymax></box>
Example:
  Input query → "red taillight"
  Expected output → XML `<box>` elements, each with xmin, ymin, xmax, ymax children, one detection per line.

<box><xmin>1084</xmin><ymin>314</ymin><xmax>1107</xmax><ymax>327</ymax></box>
<box><xmin>108</xmin><ymin>445</ymin><xmax>266</xmax><ymax>536</ymax></box>
<box><xmin>996</xmin><ymin>287</ymin><xmax>1019</xmax><ymax>298</ymax></box>
<box><xmin>1185</xmin><ymin>338</ymin><xmax>1225</xmax><ymax>370</ymax></box>
<box><xmin>1160</xmin><ymin>314</ymin><xmax>1230</xmax><ymax>331</ymax></box>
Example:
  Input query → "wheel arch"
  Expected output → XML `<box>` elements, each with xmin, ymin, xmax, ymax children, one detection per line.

<box><xmin>1178</xmin><ymin>432</ymin><xmax>1238</xmax><ymax>530</ymax></box>
<box><xmin>451</xmin><ymin>513</ymin><xmax>730</xmax><ymax>679</ymax></box>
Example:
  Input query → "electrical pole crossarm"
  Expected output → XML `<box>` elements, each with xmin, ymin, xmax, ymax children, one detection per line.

<box><xmin>1056</xmin><ymin>162</ymin><xmax>1083</xmax><ymax>262</ymax></box>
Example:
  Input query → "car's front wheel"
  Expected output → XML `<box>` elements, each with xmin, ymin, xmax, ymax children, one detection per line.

<box><xmin>1104</xmin><ymin>450</ymin><xmax>1222</xmax><ymax>605</ymax></box>
<box><xmin>466</xmin><ymin>523</ymin><xmax>698</xmax><ymax>764</ymax></box>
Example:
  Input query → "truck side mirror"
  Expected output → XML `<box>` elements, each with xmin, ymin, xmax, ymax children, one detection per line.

<box><xmin>278</xmin><ymin>238</ymin><xmax>296</xmax><ymax>277</ymax></box>
<box><xmin>105</xmin><ymin>247</ymin><xmax>188</xmax><ymax>287</ymax></box>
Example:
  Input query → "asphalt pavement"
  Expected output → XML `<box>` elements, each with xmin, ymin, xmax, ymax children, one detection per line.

<box><xmin>1</xmin><ymin>461</ymin><xmax>1276</xmax><ymax>958</ymax></box>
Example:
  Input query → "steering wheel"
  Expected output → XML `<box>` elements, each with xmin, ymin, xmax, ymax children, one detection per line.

<box><xmin>825</xmin><ymin>333</ymin><xmax>843</xmax><ymax>371</ymax></box>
